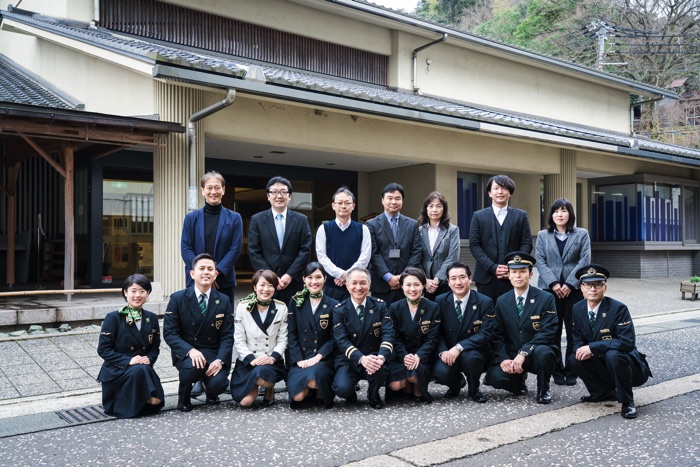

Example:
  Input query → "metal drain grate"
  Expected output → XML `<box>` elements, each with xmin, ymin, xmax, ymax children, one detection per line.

<box><xmin>56</xmin><ymin>405</ymin><xmax>113</xmax><ymax>424</ymax></box>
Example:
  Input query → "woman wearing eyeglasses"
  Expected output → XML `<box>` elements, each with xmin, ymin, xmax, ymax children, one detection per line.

<box><xmin>535</xmin><ymin>199</ymin><xmax>591</xmax><ymax>386</ymax></box>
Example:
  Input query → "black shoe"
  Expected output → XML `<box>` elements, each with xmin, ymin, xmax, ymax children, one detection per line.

<box><xmin>369</xmin><ymin>399</ymin><xmax>384</xmax><ymax>409</ymax></box>
<box><xmin>262</xmin><ymin>398</ymin><xmax>275</xmax><ymax>408</ymax></box>
<box><xmin>514</xmin><ymin>381</ymin><xmax>528</xmax><ymax>396</ymax></box>
<box><xmin>205</xmin><ymin>396</ymin><xmax>220</xmax><ymax>405</ymax></box>
<box><xmin>580</xmin><ymin>393</ymin><xmax>616</xmax><ymax>403</ymax></box>
<box><xmin>537</xmin><ymin>389</ymin><xmax>552</xmax><ymax>404</ymax></box>
<box><xmin>565</xmin><ymin>375</ymin><xmax>577</xmax><ymax>386</ymax></box>
<box><xmin>177</xmin><ymin>403</ymin><xmax>193</xmax><ymax>412</ymax></box>
<box><xmin>355</xmin><ymin>383</ymin><xmax>361</xmax><ymax>391</ymax></box>
<box><xmin>445</xmin><ymin>374</ymin><xmax>467</xmax><ymax>398</ymax></box>
<box><xmin>553</xmin><ymin>372</ymin><xmax>566</xmax><ymax>386</ymax></box>
<box><xmin>346</xmin><ymin>393</ymin><xmax>358</xmax><ymax>404</ymax></box>
<box><xmin>413</xmin><ymin>395</ymin><xmax>427</xmax><ymax>403</ymax></box>
<box><xmin>469</xmin><ymin>391</ymin><xmax>488</xmax><ymax>403</ymax></box>
<box><xmin>324</xmin><ymin>401</ymin><xmax>336</xmax><ymax>409</ymax></box>
<box><xmin>621</xmin><ymin>402</ymin><xmax>638</xmax><ymax>419</ymax></box>
<box><xmin>289</xmin><ymin>399</ymin><xmax>303</xmax><ymax>410</ymax></box>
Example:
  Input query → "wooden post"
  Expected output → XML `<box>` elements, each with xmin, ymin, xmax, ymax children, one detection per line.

<box><xmin>64</xmin><ymin>147</ymin><xmax>75</xmax><ymax>300</ymax></box>
<box><xmin>5</xmin><ymin>163</ymin><xmax>20</xmax><ymax>287</ymax></box>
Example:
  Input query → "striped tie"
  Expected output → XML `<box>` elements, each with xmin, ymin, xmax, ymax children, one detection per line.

<box><xmin>517</xmin><ymin>296</ymin><xmax>524</xmax><ymax>317</ymax></box>
<box><xmin>198</xmin><ymin>293</ymin><xmax>207</xmax><ymax>314</ymax></box>
<box><xmin>275</xmin><ymin>213</ymin><xmax>284</xmax><ymax>249</ymax></box>
<box><xmin>589</xmin><ymin>310</ymin><xmax>595</xmax><ymax>330</ymax></box>
<box><xmin>357</xmin><ymin>304</ymin><xmax>365</xmax><ymax>322</ymax></box>
<box><xmin>455</xmin><ymin>300</ymin><xmax>462</xmax><ymax>322</ymax></box>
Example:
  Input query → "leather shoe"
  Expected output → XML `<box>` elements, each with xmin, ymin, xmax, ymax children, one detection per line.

<box><xmin>621</xmin><ymin>402</ymin><xmax>638</xmax><ymax>419</ymax></box>
<box><xmin>413</xmin><ymin>395</ymin><xmax>427</xmax><ymax>403</ymax></box>
<box><xmin>445</xmin><ymin>374</ymin><xmax>467</xmax><ymax>398</ymax></box>
<box><xmin>537</xmin><ymin>389</ymin><xmax>552</xmax><ymax>404</ymax></box>
<box><xmin>289</xmin><ymin>399</ymin><xmax>303</xmax><ymax>410</ymax></box>
<box><xmin>262</xmin><ymin>398</ymin><xmax>275</xmax><ymax>408</ymax></box>
<box><xmin>177</xmin><ymin>403</ymin><xmax>193</xmax><ymax>412</ymax></box>
<box><xmin>205</xmin><ymin>396</ymin><xmax>220</xmax><ymax>405</ymax></box>
<box><xmin>469</xmin><ymin>391</ymin><xmax>488</xmax><ymax>403</ymax></box>
<box><xmin>580</xmin><ymin>393</ymin><xmax>617</xmax><ymax>403</ymax></box>
<box><xmin>565</xmin><ymin>375</ymin><xmax>577</xmax><ymax>386</ymax></box>
<box><xmin>346</xmin><ymin>393</ymin><xmax>358</xmax><ymax>404</ymax></box>
<box><xmin>369</xmin><ymin>399</ymin><xmax>384</xmax><ymax>409</ymax></box>
<box><xmin>553</xmin><ymin>372</ymin><xmax>566</xmax><ymax>386</ymax></box>
<box><xmin>514</xmin><ymin>381</ymin><xmax>528</xmax><ymax>396</ymax></box>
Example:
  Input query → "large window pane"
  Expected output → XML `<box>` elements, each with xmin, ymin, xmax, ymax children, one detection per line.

<box><xmin>684</xmin><ymin>186</ymin><xmax>700</xmax><ymax>244</ymax></box>
<box><xmin>457</xmin><ymin>173</ymin><xmax>480</xmax><ymax>239</ymax></box>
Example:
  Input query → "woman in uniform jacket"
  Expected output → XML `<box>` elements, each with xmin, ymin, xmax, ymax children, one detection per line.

<box><xmin>231</xmin><ymin>269</ymin><xmax>288</xmax><ymax>407</ymax></box>
<box><xmin>419</xmin><ymin>192</ymin><xmax>460</xmax><ymax>300</ymax></box>
<box><xmin>286</xmin><ymin>262</ymin><xmax>339</xmax><ymax>409</ymax></box>
<box><xmin>535</xmin><ymin>199</ymin><xmax>591</xmax><ymax>386</ymax></box>
<box><xmin>387</xmin><ymin>267</ymin><xmax>441</xmax><ymax>402</ymax></box>
<box><xmin>97</xmin><ymin>274</ymin><xmax>164</xmax><ymax>418</ymax></box>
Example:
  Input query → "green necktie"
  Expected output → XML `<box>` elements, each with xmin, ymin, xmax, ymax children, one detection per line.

<box><xmin>455</xmin><ymin>300</ymin><xmax>462</xmax><ymax>322</ymax></box>
<box><xmin>199</xmin><ymin>293</ymin><xmax>207</xmax><ymax>314</ymax></box>
<box><xmin>517</xmin><ymin>296</ymin><xmax>524</xmax><ymax>317</ymax></box>
<box><xmin>357</xmin><ymin>304</ymin><xmax>365</xmax><ymax>322</ymax></box>
<box><xmin>589</xmin><ymin>310</ymin><xmax>596</xmax><ymax>330</ymax></box>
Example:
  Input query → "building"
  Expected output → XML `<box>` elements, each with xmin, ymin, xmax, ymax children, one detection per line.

<box><xmin>2</xmin><ymin>0</ymin><xmax>700</xmax><ymax>294</ymax></box>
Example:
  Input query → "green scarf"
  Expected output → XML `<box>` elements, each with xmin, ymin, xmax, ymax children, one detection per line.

<box><xmin>407</xmin><ymin>297</ymin><xmax>421</xmax><ymax>306</ymax></box>
<box><xmin>242</xmin><ymin>293</ymin><xmax>272</xmax><ymax>312</ymax></box>
<box><xmin>118</xmin><ymin>305</ymin><xmax>142</xmax><ymax>326</ymax></box>
<box><xmin>292</xmin><ymin>286</ymin><xmax>324</xmax><ymax>308</ymax></box>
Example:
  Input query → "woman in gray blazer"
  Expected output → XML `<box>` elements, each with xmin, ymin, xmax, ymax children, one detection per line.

<box><xmin>419</xmin><ymin>192</ymin><xmax>460</xmax><ymax>300</ymax></box>
<box><xmin>535</xmin><ymin>199</ymin><xmax>591</xmax><ymax>386</ymax></box>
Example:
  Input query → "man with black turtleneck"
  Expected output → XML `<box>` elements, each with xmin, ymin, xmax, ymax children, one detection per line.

<box><xmin>181</xmin><ymin>171</ymin><xmax>243</xmax><ymax>304</ymax></box>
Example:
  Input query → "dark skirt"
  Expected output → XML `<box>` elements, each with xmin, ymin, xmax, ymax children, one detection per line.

<box><xmin>287</xmin><ymin>360</ymin><xmax>335</xmax><ymax>406</ymax></box>
<box><xmin>231</xmin><ymin>360</ymin><xmax>286</xmax><ymax>403</ymax></box>
<box><xmin>387</xmin><ymin>359</ymin><xmax>434</xmax><ymax>402</ymax></box>
<box><xmin>101</xmin><ymin>365</ymin><xmax>164</xmax><ymax>419</ymax></box>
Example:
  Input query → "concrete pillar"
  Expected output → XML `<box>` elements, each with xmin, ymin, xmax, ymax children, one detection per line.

<box><xmin>153</xmin><ymin>82</ymin><xmax>204</xmax><ymax>296</ymax></box>
<box><xmin>544</xmin><ymin>149</ymin><xmax>577</xmax><ymax>213</ymax></box>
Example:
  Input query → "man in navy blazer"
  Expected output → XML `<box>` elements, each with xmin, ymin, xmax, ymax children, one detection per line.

<box><xmin>248</xmin><ymin>176</ymin><xmax>312</xmax><ymax>303</ymax></box>
<box><xmin>469</xmin><ymin>175</ymin><xmax>532</xmax><ymax>303</ymax></box>
<box><xmin>366</xmin><ymin>182</ymin><xmax>422</xmax><ymax>304</ymax></box>
<box><xmin>164</xmin><ymin>254</ymin><xmax>234</xmax><ymax>412</ymax></box>
<box><xmin>181</xmin><ymin>171</ymin><xmax>243</xmax><ymax>303</ymax></box>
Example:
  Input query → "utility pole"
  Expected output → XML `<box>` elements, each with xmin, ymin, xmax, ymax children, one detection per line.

<box><xmin>586</xmin><ymin>21</ymin><xmax>626</xmax><ymax>71</ymax></box>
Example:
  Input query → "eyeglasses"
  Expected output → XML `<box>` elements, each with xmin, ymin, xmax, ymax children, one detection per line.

<box><xmin>581</xmin><ymin>282</ymin><xmax>606</xmax><ymax>290</ymax></box>
<box><xmin>268</xmin><ymin>190</ymin><xmax>290</xmax><ymax>197</ymax></box>
<box><xmin>333</xmin><ymin>201</ymin><xmax>354</xmax><ymax>206</ymax></box>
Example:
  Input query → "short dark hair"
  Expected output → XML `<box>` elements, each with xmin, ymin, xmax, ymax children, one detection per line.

<box><xmin>381</xmin><ymin>183</ymin><xmax>405</xmax><ymax>199</ymax></box>
<box><xmin>446</xmin><ymin>262</ymin><xmax>472</xmax><ymax>278</ymax></box>
<box><xmin>547</xmin><ymin>198</ymin><xmax>577</xmax><ymax>233</ymax></box>
<box><xmin>346</xmin><ymin>266</ymin><xmax>371</xmax><ymax>284</ymax></box>
<box><xmin>303</xmin><ymin>262</ymin><xmax>326</xmax><ymax>278</ymax></box>
<box><xmin>121</xmin><ymin>274</ymin><xmax>152</xmax><ymax>301</ymax></box>
<box><xmin>486</xmin><ymin>175</ymin><xmax>515</xmax><ymax>195</ymax></box>
<box><xmin>252</xmin><ymin>269</ymin><xmax>279</xmax><ymax>289</ymax></box>
<box><xmin>192</xmin><ymin>252</ymin><xmax>216</xmax><ymax>270</ymax></box>
<box><xmin>332</xmin><ymin>186</ymin><xmax>355</xmax><ymax>204</ymax></box>
<box><xmin>418</xmin><ymin>191</ymin><xmax>451</xmax><ymax>228</ymax></box>
<box><xmin>200</xmin><ymin>171</ymin><xmax>226</xmax><ymax>188</ymax></box>
<box><xmin>266</xmin><ymin>176</ymin><xmax>293</xmax><ymax>193</ymax></box>
<box><xmin>399</xmin><ymin>267</ymin><xmax>427</xmax><ymax>287</ymax></box>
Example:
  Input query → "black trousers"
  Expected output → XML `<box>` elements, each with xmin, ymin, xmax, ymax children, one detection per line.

<box><xmin>544</xmin><ymin>287</ymin><xmax>583</xmax><ymax>377</ymax></box>
<box><xmin>474</xmin><ymin>278</ymin><xmax>513</xmax><ymax>304</ymax></box>
<box><xmin>486</xmin><ymin>345</ymin><xmax>556</xmax><ymax>395</ymax></box>
<box><xmin>332</xmin><ymin>363</ymin><xmax>388</xmax><ymax>404</ymax></box>
<box><xmin>567</xmin><ymin>350</ymin><xmax>643</xmax><ymax>404</ymax></box>
<box><xmin>433</xmin><ymin>348</ymin><xmax>489</xmax><ymax>394</ymax></box>
<box><xmin>176</xmin><ymin>349</ymin><xmax>229</xmax><ymax>404</ymax></box>
<box><xmin>324</xmin><ymin>283</ymin><xmax>349</xmax><ymax>302</ymax></box>
<box><xmin>371</xmin><ymin>289</ymin><xmax>404</xmax><ymax>306</ymax></box>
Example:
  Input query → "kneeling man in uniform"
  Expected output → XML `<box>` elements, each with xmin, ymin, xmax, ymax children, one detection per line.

<box><xmin>484</xmin><ymin>252</ymin><xmax>558</xmax><ymax>404</ymax></box>
<box><xmin>332</xmin><ymin>266</ymin><xmax>394</xmax><ymax>409</ymax></box>
<box><xmin>568</xmin><ymin>264</ymin><xmax>652</xmax><ymax>419</ymax></box>
<box><xmin>164</xmin><ymin>253</ymin><xmax>234</xmax><ymax>412</ymax></box>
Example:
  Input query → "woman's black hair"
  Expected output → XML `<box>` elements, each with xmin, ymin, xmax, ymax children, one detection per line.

<box><xmin>121</xmin><ymin>274</ymin><xmax>152</xmax><ymax>301</ymax></box>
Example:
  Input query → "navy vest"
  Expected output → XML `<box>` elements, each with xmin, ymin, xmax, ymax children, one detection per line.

<box><xmin>324</xmin><ymin>220</ymin><xmax>363</xmax><ymax>276</ymax></box>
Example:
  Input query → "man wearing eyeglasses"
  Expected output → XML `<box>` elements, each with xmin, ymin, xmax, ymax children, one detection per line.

<box><xmin>568</xmin><ymin>264</ymin><xmax>652</xmax><ymax>419</ymax></box>
<box><xmin>248</xmin><ymin>176</ymin><xmax>312</xmax><ymax>303</ymax></box>
<box><xmin>316</xmin><ymin>186</ymin><xmax>371</xmax><ymax>301</ymax></box>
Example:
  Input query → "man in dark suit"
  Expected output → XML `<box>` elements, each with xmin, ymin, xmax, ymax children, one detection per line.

<box><xmin>332</xmin><ymin>266</ymin><xmax>394</xmax><ymax>409</ymax></box>
<box><xmin>366</xmin><ymin>182</ymin><xmax>422</xmax><ymax>304</ymax></box>
<box><xmin>433</xmin><ymin>262</ymin><xmax>494</xmax><ymax>403</ymax></box>
<box><xmin>181</xmin><ymin>171</ymin><xmax>243</xmax><ymax>304</ymax></box>
<box><xmin>248</xmin><ymin>176</ymin><xmax>312</xmax><ymax>303</ymax></box>
<box><xmin>484</xmin><ymin>252</ymin><xmax>558</xmax><ymax>404</ymax></box>
<box><xmin>164</xmin><ymin>253</ymin><xmax>234</xmax><ymax>412</ymax></box>
<box><xmin>469</xmin><ymin>175</ymin><xmax>532</xmax><ymax>302</ymax></box>
<box><xmin>568</xmin><ymin>264</ymin><xmax>652</xmax><ymax>419</ymax></box>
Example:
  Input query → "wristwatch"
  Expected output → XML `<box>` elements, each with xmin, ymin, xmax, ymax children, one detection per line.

<box><xmin>518</xmin><ymin>351</ymin><xmax>529</xmax><ymax>358</ymax></box>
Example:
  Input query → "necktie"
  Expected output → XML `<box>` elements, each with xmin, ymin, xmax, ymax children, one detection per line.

<box><xmin>390</xmin><ymin>216</ymin><xmax>398</xmax><ymax>242</ymax></box>
<box><xmin>517</xmin><ymin>296</ymin><xmax>524</xmax><ymax>316</ymax></box>
<box><xmin>589</xmin><ymin>310</ymin><xmax>596</xmax><ymax>329</ymax></box>
<box><xmin>455</xmin><ymin>300</ymin><xmax>462</xmax><ymax>322</ymax></box>
<box><xmin>198</xmin><ymin>293</ymin><xmax>207</xmax><ymax>314</ymax></box>
<box><xmin>357</xmin><ymin>304</ymin><xmax>365</xmax><ymax>322</ymax></box>
<box><xmin>275</xmin><ymin>213</ymin><xmax>284</xmax><ymax>249</ymax></box>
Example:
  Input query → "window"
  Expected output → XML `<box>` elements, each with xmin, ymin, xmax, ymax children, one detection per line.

<box><xmin>457</xmin><ymin>173</ymin><xmax>480</xmax><ymax>239</ymax></box>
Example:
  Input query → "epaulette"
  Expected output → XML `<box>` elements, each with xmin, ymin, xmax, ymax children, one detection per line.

<box><xmin>273</xmin><ymin>299</ymin><xmax>286</xmax><ymax>306</ymax></box>
<box><xmin>334</xmin><ymin>302</ymin><xmax>343</xmax><ymax>308</ymax></box>
<box><xmin>100</xmin><ymin>332</ymin><xmax>111</xmax><ymax>335</ymax></box>
<box><xmin>618</xmin><ymin>321</ymin><xmax>632</xmax><ymax>326</ymax></box>
<box><xmin>486</xmin><ymin>313</ymin><xmax>496</xmax><ymax>318</ymax></box>
<box><xmin>545</xmin><ymin>310</ymin><xmax>557</xmax><ymax>314</ymax></box>
<box><xmin>164</xmin><ymin>311</ymin><xmax>173</xmax><ymax>314</ymax></box>
<box><xmin>375</xmin><ymin>298</ymin><xmax>384</xmax><ymax>303</ymax></box>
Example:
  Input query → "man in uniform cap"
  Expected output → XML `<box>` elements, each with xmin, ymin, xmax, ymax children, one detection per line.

<box><xmin>484</xmin><ymin>251</ymin><xmax>559</xmax><ymax>404</ymax></box>
<box><xmin>568</xmin><ymin>264</ymin><xmax>652</xmax><ymax>419</ymax></box>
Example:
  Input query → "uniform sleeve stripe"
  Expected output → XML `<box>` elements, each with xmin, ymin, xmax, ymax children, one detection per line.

<box><xmin>346</xmin><ymin>348</ymin><xmax>357</xmax><ymax>359</ymax></box>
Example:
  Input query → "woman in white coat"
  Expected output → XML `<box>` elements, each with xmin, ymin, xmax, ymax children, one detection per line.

<box><xmin>231</xmin><ymin>269</ymin><xmax>288</xmax><ymax>407</ymax></box>
<box><xmin>535</xmin><ymin>199</ymin><xmax>591</xmax><ymax>386</ymax></box>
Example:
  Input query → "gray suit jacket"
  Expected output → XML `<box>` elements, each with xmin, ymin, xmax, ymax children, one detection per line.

<box><xmin>420</xmin><ymin>223</ymin><xmax>460</xmax><ymax>282</ymax></box>
<box><xmin>535</xmin><ymin>228</ymin><xmax>591</xmax><ymax>289</ymax></box>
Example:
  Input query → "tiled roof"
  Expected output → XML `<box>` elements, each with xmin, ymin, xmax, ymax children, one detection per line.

<box><xmin>0</xmin><ymin>53</ymin><xmax>77</xmax><ymax>109</ymax></box>
<box><xmin>3</xmin><ymin>8</ymin><xmax>699</xmax><ymax>161</ymax></box>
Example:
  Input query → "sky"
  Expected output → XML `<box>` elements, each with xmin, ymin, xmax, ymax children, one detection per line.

<box><xmin>371</xmin><ymin>0</ymin><xmax>419</xmax><ymax>12</ymax></box>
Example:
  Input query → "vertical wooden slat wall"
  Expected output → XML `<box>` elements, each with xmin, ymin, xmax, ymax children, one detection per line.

<box><xmin>101</xmin><ymin>0</ymin><xmax>388</xmax><ymax>85</ymax></box>
<box><xmin>153</xmin><ymin>81</ymin><xmax>204</xmax><ymax>296</ymax></box>
<box><xmin>544</xmin><ymin>149</ymin><xmax>577</xmax><ymax>211</ymax></box>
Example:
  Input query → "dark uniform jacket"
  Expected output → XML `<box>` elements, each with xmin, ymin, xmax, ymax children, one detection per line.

<box><xmin>571</xmin><ymin>296</ymin><xmax>651</xmax><ymax>383</ymax></box>
<box><xmin>97</xmin><ymin>309</ymin><xmax>160</xmax><ymax>383</ymax></box>
<box><xmin>492</xmin><ymin>286</ymin><xmax>558</xmax><ymax>362</ymax></box>
<box><xmin>436</xmin><ymin>290</ymin><xmax>495</xmax><ymax>354</ymax></box>
<box><xmin>389</xmin><ymin>298</ymin><xmax>441</xmax><ymax>364</ymax></box>
<box><xmin>332</xmin><ymin>296</ymin><xmax>394</xmax><ymax>368</ymax></box>
<box><xmin>163</xmin><ymin>287</ymin><xmax>234</xmax><ymax>368</ymax></box>
<box><xmin>287</xmin><ymin>295</ymin><xmax>339</xmax><ymax>365</ymax></box>
<box><xmin>366</xmin><ymin>213</ymin><xmax>422</xmax><ymax>295</ymax></box>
